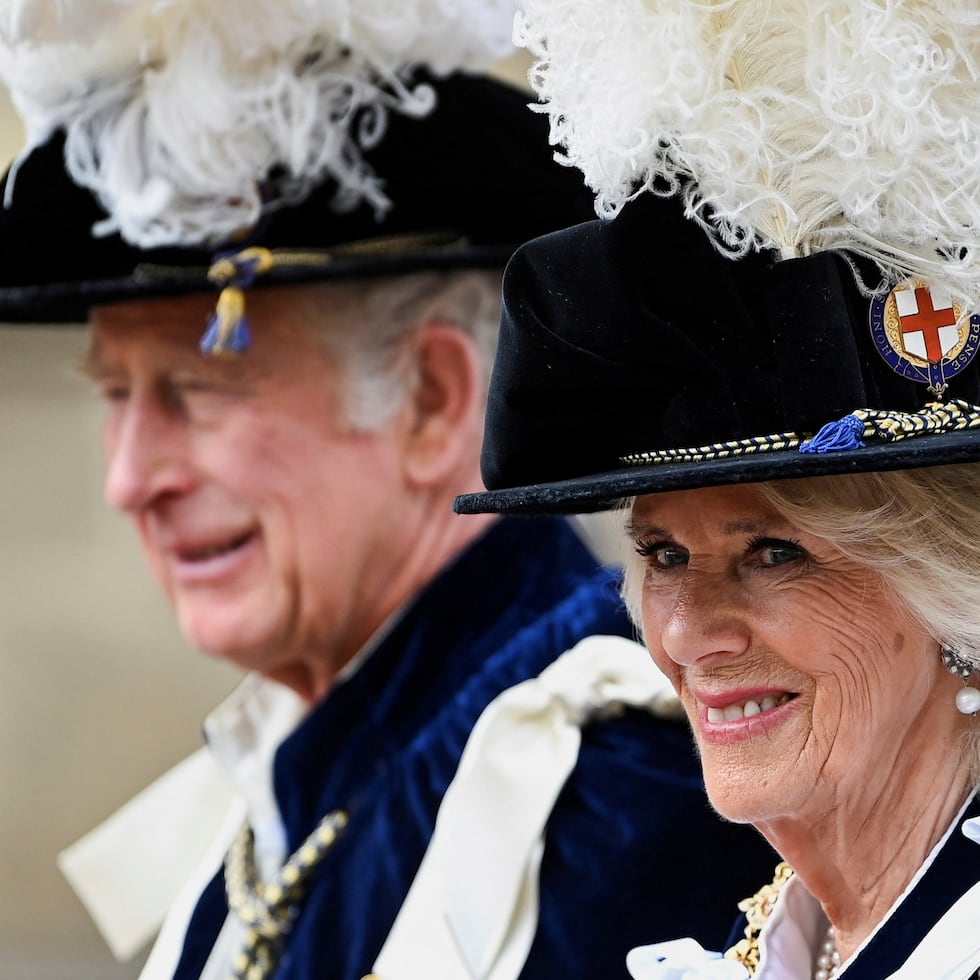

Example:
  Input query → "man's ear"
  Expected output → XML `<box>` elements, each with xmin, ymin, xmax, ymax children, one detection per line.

<box><xmin>400</xmin><ymin>322</ymin><xmax>485</xmax><ymax>487</ymax></box>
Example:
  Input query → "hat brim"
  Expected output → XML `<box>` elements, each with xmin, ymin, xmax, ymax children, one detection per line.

<box><xmin>454</xmin><ymin>428</ymin><xmax>980</xmax><ymax>515</ymax></box>
<box><xmin>0</xmin><ymin>242</ymin><xmax>513</xmax><ymax>325</ymax></box>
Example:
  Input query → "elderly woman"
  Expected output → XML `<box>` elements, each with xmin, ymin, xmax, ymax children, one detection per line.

<box><xmin>455</xmin><ymin>168</ymin><xmax>980</xmax><ymax>980</ymax></box>
<box><xmin>456</xmin><ymin>191</ymin><xmax>980</xmax><ymax>978</ymax></box>
<box><xmin>456</xmin><ymin>3</ymin><xmax>980</xmax><ymax>976</ymax></box>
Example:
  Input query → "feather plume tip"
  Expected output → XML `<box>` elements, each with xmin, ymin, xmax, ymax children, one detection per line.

<box><xmin>516</xmin><ymin>0</ymin><xmax>980</xmax><ymax>309</ymax></box>
<box><xmin>0</xmin><ymin>0</ymin><xmax>517</xmax><ymax>248</ymax></box>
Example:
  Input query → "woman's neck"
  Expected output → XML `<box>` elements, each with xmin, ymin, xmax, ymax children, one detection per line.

<box><xmin>757</xmin><ymin>762</ymin><xmax>974</xmax><ymax>963</ymax></box>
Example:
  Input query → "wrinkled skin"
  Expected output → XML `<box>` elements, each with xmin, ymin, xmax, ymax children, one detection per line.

<box><xmin>628</xmin><ymin>483</ymin><xmax>973</xmax><ymax>956</ymax></box>
<box><xmin>87</xmin><ymin>288</ymin><xmax>492</xmax><ymax>700</ymax></box>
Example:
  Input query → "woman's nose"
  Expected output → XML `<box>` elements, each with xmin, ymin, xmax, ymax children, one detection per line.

<box><xmin>657</xmin><ymin>571</ymin><xmax>752</xmax><ymax>668</ymax></box>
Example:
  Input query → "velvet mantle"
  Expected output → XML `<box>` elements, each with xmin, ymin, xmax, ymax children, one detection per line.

<box><xmin>171</xmin><ymin>516</ymin><xmax>776</xmax><ymax>980</ymax></box>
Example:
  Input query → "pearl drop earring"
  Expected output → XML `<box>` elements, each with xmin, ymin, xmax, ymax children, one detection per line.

<box><xmin>941</xmin><ymin>646</ymin><xmax>980</xmax><ymax>715</ymax></box>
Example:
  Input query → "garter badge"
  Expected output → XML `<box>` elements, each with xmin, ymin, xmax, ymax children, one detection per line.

<box><xmin>870</xmin><ymin>279</ymin><xmax>980</xmax><ymax>396</ymax></box>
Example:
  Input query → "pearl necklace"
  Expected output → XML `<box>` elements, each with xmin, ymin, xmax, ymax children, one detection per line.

<box><xmin>813</xmin><ymin>924</ymin><xmax>842</xmax><ymax>980</ymax></box>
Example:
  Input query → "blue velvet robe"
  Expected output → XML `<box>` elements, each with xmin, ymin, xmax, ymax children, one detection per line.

<box><xmin>172</xmin><ymin>516</ymin><xmax>777</xmax><ymax>979</ymax></box>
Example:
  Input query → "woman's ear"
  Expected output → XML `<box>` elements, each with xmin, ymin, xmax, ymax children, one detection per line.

<box><xmin>399</xmin><ymin>322</ymin><xmax>485</xmax><ymax>488</ymax></box>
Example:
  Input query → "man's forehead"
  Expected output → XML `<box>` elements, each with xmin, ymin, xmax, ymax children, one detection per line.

<box><xmin>86</xmin><ymin>295</ymin><xmax>212</xmax><ymax>366</ymax></box>
<box><xmin>84</xmin><ymin>288</ymin><xmax>323</xmax><ymax>379</ymax></box>
<box><xmin>90</xmin><ymin>292</ymin><xmax>216</xmax><ymax>329</ymax></box>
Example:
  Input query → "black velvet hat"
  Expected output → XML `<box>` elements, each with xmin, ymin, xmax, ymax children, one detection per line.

<box><xmin>454</xmin><ymin>193</ymin><xmax>980</xmax><ymax>516</ymax></box>
<box><xmin>0</xmin><ymin>71</ymin><xmax>594</xmax><ymax>332</ymax></box>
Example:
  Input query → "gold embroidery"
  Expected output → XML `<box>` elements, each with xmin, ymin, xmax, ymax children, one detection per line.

<box><xmin>723</xmin><ymin>862</ymin><xmax>795</xmax><ymax>976</ymax></box>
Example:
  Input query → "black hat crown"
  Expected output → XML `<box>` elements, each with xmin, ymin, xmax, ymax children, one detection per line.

<box><xmin>0</xmin><ymin>71</ymin><xmax>595</xmax><ymax>325</ymax></box>
<box><xmin>455</xmin><ymin>194</ymin><xmax>980</xmax><ymax>516</ymax></box>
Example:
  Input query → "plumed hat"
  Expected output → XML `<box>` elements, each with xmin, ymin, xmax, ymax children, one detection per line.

<box><xmin>0</xmin><ymin>0</ymin><xmax>594</xmax><ymax>346</ymax></box>
<box><xmin>455</xmin><ymin>0</ymin><xmax>980</xmax><ymax>515</ymax></box>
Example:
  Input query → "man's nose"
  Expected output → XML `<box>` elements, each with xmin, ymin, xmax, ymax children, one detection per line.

<box><xmin>103</xmin><ymin>397</ymin><xmax>194</xmax><ymax>512</ymax></box>
<box><xmin>659</xmin><ymin>570</ymin><xmax>752</xmax><ymax>668</ymax></box>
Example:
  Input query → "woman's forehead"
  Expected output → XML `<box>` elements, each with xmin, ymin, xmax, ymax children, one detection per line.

<box><xmin>628</xmin><ymin>484</ymin><xmax>792</xmax><ymax>537</ymax></box>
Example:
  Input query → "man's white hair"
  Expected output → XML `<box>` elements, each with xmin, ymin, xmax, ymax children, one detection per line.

<box><xmin>296</xmin><ymin>268</ymin><xmax>502</xmax><ymax>432</ymax></box>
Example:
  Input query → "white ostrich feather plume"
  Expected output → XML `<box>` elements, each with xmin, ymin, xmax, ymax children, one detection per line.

<box><xmin>0</xmin><ymin>0</ymin><xmax>516</xmax><ymax>247</ymax></box>
<box><xmin>516</xmin><ymin>0</ymin><xmax>980</xmax><ymax>309</ymax></box>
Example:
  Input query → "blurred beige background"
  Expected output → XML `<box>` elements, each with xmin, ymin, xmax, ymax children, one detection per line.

<box><xmin>0</xmin><ymin>87</ymin><xmax>240</xmax><ymax>979</ymax></box>
<box><xmin>0</xmin><ymin>53</ymin><xmax>620</xmax><ymax>980</ymax></box>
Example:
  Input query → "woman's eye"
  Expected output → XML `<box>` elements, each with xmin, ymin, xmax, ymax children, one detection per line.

<box><xmin>748</xmin><ymin>536</ymin><xmax>806</xmax><ymax>567</ymax></box>
<box><xmin>634</xmin><ymin>539</ymin><xmax>689</xmax><ymax>569</ymax></box>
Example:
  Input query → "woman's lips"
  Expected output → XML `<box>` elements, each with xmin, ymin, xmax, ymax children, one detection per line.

<box><xmin>706</xmin><ymin>693</ymin><xmax>794</xmax><ymax>723</ymax></box>
<box><xmin>691</xmin><ymin>687</ymin><xmax>801</xmax><ymax>738</ymax></box>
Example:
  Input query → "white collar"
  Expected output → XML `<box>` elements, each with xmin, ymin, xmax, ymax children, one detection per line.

<box><xmin>203</xmin><ymin>675</ymin><xmax>308</xmax><ymax>881</ymax></box>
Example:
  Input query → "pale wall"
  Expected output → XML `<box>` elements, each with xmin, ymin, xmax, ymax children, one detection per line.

<box><xmin>0</xmin><ymin>325</ymin><xmax>240</xmax><ymax>979</ymax></box>
<box><xmin>0</xmin><ymin>83</ymin><xmax>243</xmax><ymax>980</ymax></box>
<box><xmin>0</xmin><ymin>51</ymin><xmax>624</xmax><ymax>979</ymax></box>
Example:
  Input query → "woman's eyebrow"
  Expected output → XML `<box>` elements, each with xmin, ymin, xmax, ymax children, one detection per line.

<box><xmin>624</xmin><ymin>521</ymin><xmax>671</xmax><ymax>540</ymax></box>
<box><xmin>720</xmin><ymin>518</ymin><xmax>800</xmax><ymax>538</ymax></box>
<box><xmin>625</xmin><ymin>516</ymin><xmax>797</xmax><ymax>539</ymax></box>
<box><xmin>719</xmin><ymin>518</ymin><xmax>768</xmax><ymax>536</ymax></box>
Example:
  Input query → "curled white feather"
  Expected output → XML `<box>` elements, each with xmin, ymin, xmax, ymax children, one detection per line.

<box><xmin>516</xmin><ymin>0</ymin><xmax>980</xmax><ymax>309</ymax></box>
<box><xmin>0</xmin><ymin>0</ymin><xmax>516</xmax><ymax>247</ymax></box>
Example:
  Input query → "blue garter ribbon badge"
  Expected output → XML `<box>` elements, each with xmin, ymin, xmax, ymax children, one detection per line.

<box><xmin>870</xmin><ymin>279</ymin><xmax>980</xmax><ymax>396</ymax></box>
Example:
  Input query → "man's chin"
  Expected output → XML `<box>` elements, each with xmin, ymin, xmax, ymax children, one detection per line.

<box><xmin>175</xmin><ymin>604</ymin><xmax>282</xmax><ymax>670</ymax></box>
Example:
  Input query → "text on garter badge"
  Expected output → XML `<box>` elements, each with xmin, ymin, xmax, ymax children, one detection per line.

<box><xmin>870</xmin><ymin>279</ymin><xmax>980</xmax><ymax>396</ymax></box>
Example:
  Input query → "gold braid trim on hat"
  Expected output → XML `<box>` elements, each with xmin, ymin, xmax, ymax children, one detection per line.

<box><xmin>620</xmin><ymin>400</ymin><xmax>980</xmax><ymax>466</ymax></box>
<box><xmin>622</xmin><ymin>432</ymin><xmax>802</xmax><ymax>465</ymax></box>
<box><xmin>197</xmin><ymin>232</ymin><xmax>467</xmax><ymax>356</ymax></box>
<box><xmin>723</xmin><ymin>862</ymin><xmax>795</xmax><ymax>976</ymax></box>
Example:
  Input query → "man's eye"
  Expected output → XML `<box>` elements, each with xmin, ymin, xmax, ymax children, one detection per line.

<box><xmin>748</xmin><ymin>536</ymin><xmax>806</xmax><ymax>567</ymax></box>
<box><xmin>99</xmin><ymin>383</ymin><xmax>130</xmax><ymax>404</ymax></box>
<box><xmin>174</xmin><ymin>377</ymin><xmax>214</xmax><ymax>394</ymax></box>
<box><xmin>634</xmin><ymin>539</ymin><xmax>689</xmax><ymax>569</ymax></box>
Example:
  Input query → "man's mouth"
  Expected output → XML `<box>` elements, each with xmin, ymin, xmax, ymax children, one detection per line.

<box><xmin>177</xmin><ymin>531</ymin><xmax>254</xmax><ymax>563</ymax></box>
<box><xmin>705</xmin><ymin>693</ymin><xmax>795</xmax><ymax>723</ymax></box>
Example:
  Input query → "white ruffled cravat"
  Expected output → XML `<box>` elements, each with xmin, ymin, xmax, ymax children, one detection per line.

<box><xmin>626</xmin><ymin>939</ymin><xmax>750</xmax><ymax>980</ymax></box>
<box><xmin>369</xmin><ymin>634</ymin><xmax>682</xmax><ymax>980</ymax></box>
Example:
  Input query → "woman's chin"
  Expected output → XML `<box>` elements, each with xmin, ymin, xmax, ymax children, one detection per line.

<box><xmin>702</xmin><ymin>771</ymin><xmax>800</xmax><ymax>827</ymax></box>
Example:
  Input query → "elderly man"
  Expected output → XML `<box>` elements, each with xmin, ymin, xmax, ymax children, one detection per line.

<box><xmin>0</xmin><ymin>23</ymin><xmax>776</xmax><ymax>980</ymax></box>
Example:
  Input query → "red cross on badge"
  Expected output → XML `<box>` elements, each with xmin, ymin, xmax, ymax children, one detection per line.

<box><xmin>895</xmin><ymin>285</ymin><xmax>959</xmax><ymax>364</ymax></box>
<box><xmin>870</xmin><ymin>278</ymin><xmax>980</xmax><ymax>396</ymax></box>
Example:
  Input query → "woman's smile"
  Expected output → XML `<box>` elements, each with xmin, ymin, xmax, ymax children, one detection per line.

<box><xmin>628</xmin><ymin>483</ymin><xmax>951</xmax><ymax>827</ymax></box>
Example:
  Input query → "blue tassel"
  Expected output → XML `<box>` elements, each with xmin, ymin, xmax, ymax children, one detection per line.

<box><xmin>200</xmin><ymin>287</ymin><xmax>252</xmax><ymax>356</ymax></box>
<box><xmin>799</xmin><ymin>413</ymin><xmax>866</xmax><ymax>454</ymax></box>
